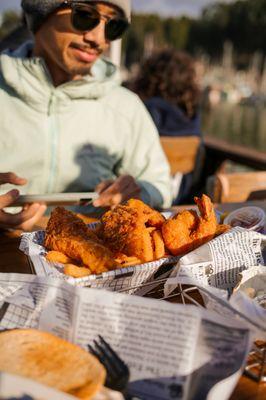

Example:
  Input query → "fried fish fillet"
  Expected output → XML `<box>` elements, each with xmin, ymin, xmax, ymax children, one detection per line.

<box><xmin>45</xmin><ymin>207</ymin><xmax>100</xmax><ymax>242</ymax></box>
<box><xmin>100</xmin><ymin>199</ymin><xmax>166</xmax><ymax>263</ymax></box>
<box><xmin>45</xmin><ymin>207</ymin><xmax>117</xmax><ymax>274</ymax></box>
<box><xmin>100</xmin><ymin>205</ymin><xmax>154</xmax><ymax>261</ymax></box>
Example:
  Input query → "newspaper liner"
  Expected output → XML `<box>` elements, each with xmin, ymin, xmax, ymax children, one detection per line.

<box><xmin>164</xmin><ymin>227</ymin><xmax>265</xmax><ymax>296</ymax></box>
<box><xmin>0</xmin><ymin>273</ymin><xmax>257</xmax><ymax>400</ymax></box>
<box><xmin>19</xmin><ymin>229</ymin><xmax>179</xmax><ymax>294</ymax></box>
<box><xmin>164</xmin><ymin>228</ymin><xmax>266</xmax><ymax>338</ymax></box>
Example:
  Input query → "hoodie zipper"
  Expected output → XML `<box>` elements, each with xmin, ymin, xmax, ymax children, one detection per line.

<box><xmin>47</xmin><ymin>92</ymin><xmax>59</xmax><ymax>193</ymax></box>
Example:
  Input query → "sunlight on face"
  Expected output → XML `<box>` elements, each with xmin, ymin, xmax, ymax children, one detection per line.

<box><xmin>34</xmin><ymin>3</ymin><xmax>119</xmax><ymax>84</ymax></box>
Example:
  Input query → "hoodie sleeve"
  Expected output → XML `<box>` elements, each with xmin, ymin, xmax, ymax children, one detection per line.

<box><xmin>117</xmin><ymin>96</ymin><xmax>173</xmax><ymax>209</ymax></box>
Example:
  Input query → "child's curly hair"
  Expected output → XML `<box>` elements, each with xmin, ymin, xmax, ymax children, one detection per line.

<box><xmin>133</xmin><ymin>49</ymin><xmax>200</xmax><ymax>119</ymax></box>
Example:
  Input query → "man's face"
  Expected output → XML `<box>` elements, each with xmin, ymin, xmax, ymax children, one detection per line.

<box><xmin>34</xmin><ymin>2</ymin><xmax>120</xmax><ymax>79</ymax></box>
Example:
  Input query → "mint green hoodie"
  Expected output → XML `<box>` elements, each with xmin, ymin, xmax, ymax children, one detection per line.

<box><xmin>0</xmin><ymin>42</ymin><xmax>172</xmax><ymax>208</ymax></box>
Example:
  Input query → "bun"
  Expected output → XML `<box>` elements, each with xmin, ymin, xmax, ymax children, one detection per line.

<box><xmin>0</xmin><ymin>329</ymin><xmax>106</xmax><ymax>399</ymax></box>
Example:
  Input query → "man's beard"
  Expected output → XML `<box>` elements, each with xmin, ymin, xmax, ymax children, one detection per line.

<box><xmin>70</xmin><ymin>64</ymin><xmax>94</xmax><ymax>76</ymax></box>
<box><xmin>63</xmin><ymin>45</ymin><xmax>102</xmax><ymax>78</ymax></box>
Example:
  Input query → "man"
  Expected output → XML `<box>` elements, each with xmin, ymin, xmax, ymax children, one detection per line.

<box><xmin>0</xmin><ymin>0</ymin><xmax>172</xmax><ymax>229</ymax></box>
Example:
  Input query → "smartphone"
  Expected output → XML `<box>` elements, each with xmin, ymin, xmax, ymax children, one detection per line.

<box><xmin>10</xmin><ymin>192</ymin><xmax>99</xmax><ymax>207</ymax></box>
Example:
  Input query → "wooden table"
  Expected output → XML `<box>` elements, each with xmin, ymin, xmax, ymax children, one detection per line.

<box><xmin>0</xmin><ymin>200</ymin><xmax>265</xmax><ymax>400</ymax></box>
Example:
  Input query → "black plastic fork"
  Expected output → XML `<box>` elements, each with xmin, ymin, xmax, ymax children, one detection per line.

<box><xmin>88</xmin><ymin>335</ymin><xmax>130</xmax><ymax>393</ymax></box>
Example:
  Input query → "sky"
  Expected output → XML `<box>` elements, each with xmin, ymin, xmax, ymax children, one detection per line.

<box><xmin>0</xmin><ymin>0</ymin><xmax>235</xmax><ymax>18</ymax></box>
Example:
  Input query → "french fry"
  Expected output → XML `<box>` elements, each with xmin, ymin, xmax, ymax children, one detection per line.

<box><xmin>46</xmin><ymin>251</ymin><xmax>73</xmax><ymax>264</ymax></box>
<box><xmin>76</xmin><ymin>213</ymin><xmax>99</xmax><ymax>224</ymax></box>
<box><xmin>64</xmin><ymin>264</ymin><xmax>92</xmax><ymax>278</ymax></box>
<box><xmin>115</xmin><ymin>254</ymin><xmax>142</xmax><ymax>267</ymax></box>
<box><xmin>152</xmin><ymin>230</ymin><xmax>165</xmax><ymax>259</ymax></box>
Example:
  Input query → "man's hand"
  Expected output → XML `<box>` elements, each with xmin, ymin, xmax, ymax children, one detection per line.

<box><xmin>93</xmin><ymin>175</ymin><xmax>141</xmax><ymax>208</ymax></box>
<box><xmin>0</xmin><ymin>172</ymin><xmax>47</xmax><ymax>231</ymax></box>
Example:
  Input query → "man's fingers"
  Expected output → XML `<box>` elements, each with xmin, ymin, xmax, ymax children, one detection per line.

<box><xmin>96</xmin><ymin>176</ymin><xmax>130</xmax><ymax>196</ymax></box>
<box><xmin>95</xmin><ymin>176</ymin><xmax>131</xmax><ymax>200</ymax></box>
<box><xmin>105</xmin><ymin>175</ymin><xmax>132</xmax><ymax>193</ymax></box>
<box><xmin>96</xmin><ymin>185</ymin><xmax>141</xmax><ymax>208</ymax></box>
<box><xmin>95</xmin><ymin>180</ymin><xmax>114</xmax><ymax>194</ymax></box>
<box><xmin>0</xmin><ymin>172</ymin><xmax>27</xmax><ymax>186</ymax></box>
<box><xmin>94</xmin><ymin>180</ymin><xmax>125</xmax><ymax>207</ymax></box>
<box><xmin>93</xmin><ymin>175</ymin><xmax>141</xmax><ymax>208</ymax></box>
<box><xmin>111</xmin><ymin>185</ymin><xmax>141</xmax><ymax>207</ymax></box>
<box><xmin>0</xmin><ymin>189</ymin><xmax>20</xmax><ymax>209</ymax></box>
<box><xmin>100</xmin><ymin>192</ymin><xmax>123</xmax><ymax>208</ymax></box>
<box><xmin>18</xmin><ymin>204</ymin><xmax>47</xmax><ymax>231</ymax></box>
<box><xmin>0</xmin><ymin>203</ymin><xmax>45</xmax><ymax>228</ymax></box>
<box><xmin>119</xmin><ymin>186</ymin><xmax>141</xmax><ymax>204</ymax></box>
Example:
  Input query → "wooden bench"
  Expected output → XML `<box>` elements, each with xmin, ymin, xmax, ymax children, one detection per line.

<box><xmin>160</xmin><ymin>136</ymin><xmax>201</xmax><ymax>175</ymax></box>
<box><xmin>207</xmin><ymin>171</ymin><xmax>266</xmax><ymax>203</ymax></box>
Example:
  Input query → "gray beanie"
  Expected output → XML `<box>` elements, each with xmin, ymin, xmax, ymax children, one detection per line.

<box><xmin>21</xmin><ymin>0</ymin><xmax>131</xmax><ymax>33</ymax></box>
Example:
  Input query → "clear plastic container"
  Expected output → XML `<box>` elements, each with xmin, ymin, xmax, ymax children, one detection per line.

<box><xmin>224</xmin><ymin>206</ymin><xmax>265</xmax><ymax>233</ymax></box>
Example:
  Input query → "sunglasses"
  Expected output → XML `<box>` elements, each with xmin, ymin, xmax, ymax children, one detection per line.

<box><xmin>62</xmin><ymin>1</ymin><xmax>129</xmax><ymax>41</ymax></box>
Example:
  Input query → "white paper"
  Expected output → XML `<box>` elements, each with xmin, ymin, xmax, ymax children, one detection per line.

<box><xmin>0</xmin><ymin>372</ymin><xmax>123</xmax><ymax>400</ymax></box>
<box><xmin>0</xmin><ymin>273</ymin><xmax>255</xmax><ymax>400</ymax></box>
<box><xmin>0</xmin><ymin>372</ymin><xmax>76</xmax><ymax>400</ymax></box>
<box><xmin>163</xmin><ymin>228</ymin><xmax>266</xmax><ymax>341</ymax></box>
<box><xmin>230</xmin><ymin>266</ymin><xmax>266</xmax><ymax>332</ymax></box>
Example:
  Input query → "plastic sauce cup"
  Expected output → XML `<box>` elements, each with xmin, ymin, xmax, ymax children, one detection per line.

<box><xmin>224</xmin><ymin>206</ymin><xmax>265</xmax><ymax>233</ymax></box>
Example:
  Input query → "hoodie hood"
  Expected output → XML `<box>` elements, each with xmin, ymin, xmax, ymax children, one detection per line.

<box><xmin>0</xmin><ymin>41</ymin><xmax>121</xmax><ymax>112</ymax></box>
<box><xmin>144</xmin><ymin>97</ymin><xmax>202</xmax><ymax>137</ymax></box>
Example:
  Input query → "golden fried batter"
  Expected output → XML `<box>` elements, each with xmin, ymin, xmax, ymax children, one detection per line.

<box><xmin>46</xmin><ymin>207</ymin><xmax>100</xmax><ymax>242</ymax></box>
<box><xmin>64</xmin><ymin>264</ymin><xmax>92</xmax><ymax>278</ymax></box>
<box><xmin>126</xmin><ymin>199</ymin><xmax>165</xmax><ymax>227</ymax></box>
<box><xmin>46</xmin><ymin>251</ymin><xmax>73</xmax><ymax>264</ymax></box>
<box><xmin>162</xmin><ymin>194</ymin><xmax>229</xmax><ymax>256</ymax></box>
<box><xmin>100</xmin><ymin>199</ymin><xmax>165</xmax><ymax>263</ymax></box>
<box><xmin>115</xmin><ymin>253</ymin><xmax>142</xmax><ymax>267</ymax></box>
<box><xmin>45</xmin><ymin>207</ymin><xmax>118</xmax><ymax>274</ymax></box>
<box><xmin>151</xmin><ymin>230</ymin><xmax>165</xmax><ymax>259</ymax></box>
<box><xmin>44</xmin><ymin>197</ymin><xmax>228</xmax><ymax>276</ymax></box>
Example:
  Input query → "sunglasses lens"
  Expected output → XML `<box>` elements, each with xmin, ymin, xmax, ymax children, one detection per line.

<box><xmin>71</xmin><ymin>4</ymin><xmax>129</xmax><ymax>41</ymax></box>
<box><xmin>105</xmin><ymin>19</ymin><xmax>129</xmax><ymax>41</ymax></box>
<box><xmin>72</xmin><ymin>6</ymin><xmax>99</xmax><ymax>32</ymax></box>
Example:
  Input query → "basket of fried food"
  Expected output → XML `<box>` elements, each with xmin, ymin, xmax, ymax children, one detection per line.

<box><xmin>43</xmin><ymin>194</ymin><xmax>229</xmax><ymax>279</ymax></box>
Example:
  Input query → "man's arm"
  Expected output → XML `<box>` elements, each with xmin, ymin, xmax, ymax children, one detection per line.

<box><xmin>94</xmin><ymin>97</ymin><xmax>172</xmax><ymax>209</ymax></box>
<box><xmin>116</xmin><ymin>97</ymin><xmax>173</xmax><ymax>208</ymax></box>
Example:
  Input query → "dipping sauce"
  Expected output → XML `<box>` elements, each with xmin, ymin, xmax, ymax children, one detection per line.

<box><xmin>224</xmin><ymin>206</ymin><xmax>265</xmax><ymax>233</ymax></box>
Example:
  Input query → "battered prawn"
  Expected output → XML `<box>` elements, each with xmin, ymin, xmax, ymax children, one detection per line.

<box><xmin>162</xmin><ymin>194</ymin><xmax>222</xmax><ymax>256</ymax></box>
<box><xmin>126</xmin><ymin>198</ymin><xmax>165</xmax><ymax>227</ymax></box>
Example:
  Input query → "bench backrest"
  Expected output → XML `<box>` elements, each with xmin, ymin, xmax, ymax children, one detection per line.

<box><xmin>160</xmin><ymin>136</ymin><xmax>201</xmax><ymax>175</ymax></box>
<box><xmin>207</xmin><ymin>171</ymin><xmax>266</xmax><ymax>203</ymax></box>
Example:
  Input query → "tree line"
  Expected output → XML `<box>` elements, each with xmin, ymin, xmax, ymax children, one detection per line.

<box><xmin>0</xmin><ymin>11</ymin><xmax>21</xmax><ymax>39</ymax></box>
<box><xmin>123</xmin><ymin>0</ymin><xmax>266</xmax><ymax>68</ymax></box>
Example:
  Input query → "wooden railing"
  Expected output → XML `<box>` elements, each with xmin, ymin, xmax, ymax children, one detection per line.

<box><xmin>204</xmin><ymin>136</ymin><xmax>266</xmax><ymax>171</ymax></box>
<box><xmin>189</xmin><ymin>136</ymin><xmax>265</xmax><ymax>201</ymax></box>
